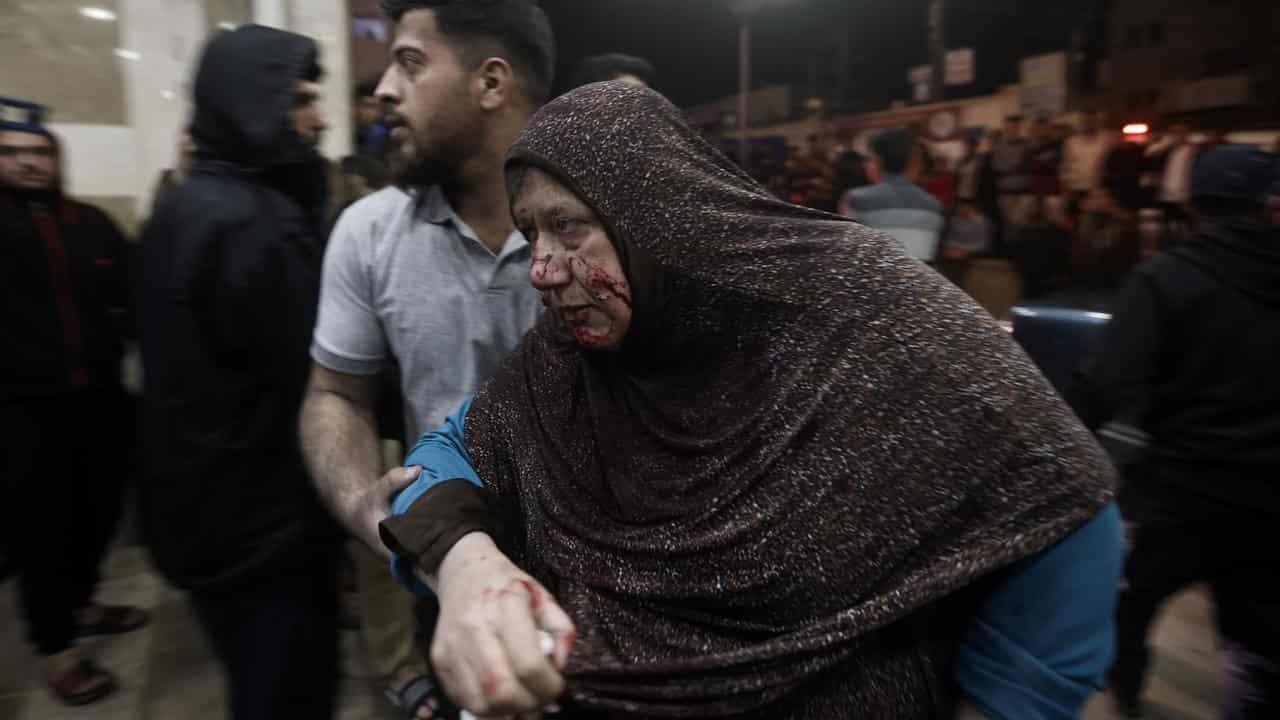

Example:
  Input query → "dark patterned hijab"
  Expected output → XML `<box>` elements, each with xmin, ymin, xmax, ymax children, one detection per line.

<box><xmin>464</xmin><ymin>82</ymin><xmax>1114</xmax><ymax>718</ymax></box>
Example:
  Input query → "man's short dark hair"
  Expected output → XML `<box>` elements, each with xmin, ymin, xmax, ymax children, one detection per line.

<box><xmin>871</xmin><ymin>127</ymin><xmax>913</xmax><ymax>175</ymax></box>
<box><xmin>569</xmin><ymin>53</ymin><xmax>656</xmax><ymax>89</ymax></box>
<box><xmin>381</xmin><ymin>0</ymin><xmax>556</xmax><ymax>103</ymax></box>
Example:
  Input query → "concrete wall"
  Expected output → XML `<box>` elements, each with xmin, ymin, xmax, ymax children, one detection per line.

<box><xmin>3</xmin><ymin>0</ymin><xmax>351</xmax><ymax>234</ymax></box>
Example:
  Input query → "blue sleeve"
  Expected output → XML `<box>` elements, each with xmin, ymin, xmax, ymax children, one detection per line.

<box><xmin>956</xmin><ymin>503</ymin><xmax>1123</xmax><ymax>720</ymax></box>
<box><xmin>387</xmin><ymin>397</ymin><xmax>482</xmax><ymax>596</ymax></box>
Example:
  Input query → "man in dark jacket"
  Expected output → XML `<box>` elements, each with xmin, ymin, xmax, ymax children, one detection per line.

<box><xmin>1</xmin><ymin>104</ymin><xmax>144</xmax><ymax>707</ymax></box>
<box><xmin>138</xmin><ymin>26</ymin><xmax>339</xmax><ymax>720</ymax></box>
<box><xmin>1069</xmin><ymin>145</ymin><xmax>1280</xmax><ymax>719</ymax></box>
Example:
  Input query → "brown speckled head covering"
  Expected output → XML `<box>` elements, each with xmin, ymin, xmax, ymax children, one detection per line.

<box><xmin>465</xmin><ymin>82</ymin><xmax>1114</xmax><ymax>717</ymax></box>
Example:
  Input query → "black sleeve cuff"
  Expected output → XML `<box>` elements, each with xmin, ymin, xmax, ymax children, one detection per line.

<box><xmin>379</xmin><ymin>479</ymin><xmax>504</xmax><ymax>576</ymax></box>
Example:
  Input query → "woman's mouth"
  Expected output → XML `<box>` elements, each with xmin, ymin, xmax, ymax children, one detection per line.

<box><xmin>560</xmin><ymin>305</ymin><xmax>595</xmax><ymax>325</ymax></box>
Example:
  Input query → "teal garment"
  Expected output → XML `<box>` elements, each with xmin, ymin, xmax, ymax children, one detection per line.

<box><xmin>389</xmin><ymin>396</ymin><xmax>480</xmax><ymax>595</ymax></box>
<box><xmin>391</xmin><ymin>403</ymin><xmax>1123</xmax><ymax>719</ymax></box>
<box><xmin>956</xmin><ymin>503</ymin><xmax>1124</xmax><ymax>719</ymax></box>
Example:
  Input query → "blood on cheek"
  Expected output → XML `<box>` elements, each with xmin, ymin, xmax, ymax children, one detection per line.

<box><xmin>569</xmin><ymin>257</ymin><xmax>631</xmax><ymax>308</ymax></box>
<box><xmin>568</xmin><ymin>257</ymin><xmax>631</xmax><ymax>349</ymax></box>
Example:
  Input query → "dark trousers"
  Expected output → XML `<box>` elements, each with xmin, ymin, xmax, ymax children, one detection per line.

<box><xmin>190</xmin><ymin>550</ymin><xmax>341</xmax><ymax>720</ymax></box>
<box><xmin>1111</xmin><ymin>479</ymin><xmax>1279</xmax><ymax>719</ymax></box>
<box><xmin>1</xmin><ymin>389</ymin><xmax>129</xmax><ymax>655</ymax></box>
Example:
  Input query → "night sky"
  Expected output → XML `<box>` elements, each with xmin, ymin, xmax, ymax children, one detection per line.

<box><xmin>537</xmin><ymin>0</ymin><xmax>1090</xmax><ymax>110</ymax></box>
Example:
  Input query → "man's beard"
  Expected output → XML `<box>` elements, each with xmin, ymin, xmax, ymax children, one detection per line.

<box><xmin>389</xmin><ymin>133</ymin><xmax>464</xmax><ymax>191</ymax></box>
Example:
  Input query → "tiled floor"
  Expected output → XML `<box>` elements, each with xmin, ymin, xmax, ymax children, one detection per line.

<box><xmin>2</xmin><ymin>545</ymin><xmax>1222</xmax><ymax>719</ymax></box>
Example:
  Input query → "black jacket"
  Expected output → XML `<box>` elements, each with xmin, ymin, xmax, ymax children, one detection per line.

<box><xmin>1069</xmin><ymin>217</ymin><xmax>1280</xmax><ymax>514</ymax></box>
<box><xmin>2</xmin><ymin>183</ymin><xmax>131</xmax><ymax>399</ymax></box>
<box><xmin>139</xmin><ymin>25</ymin><xmax>335</xmax><ymax>590</ymax></box>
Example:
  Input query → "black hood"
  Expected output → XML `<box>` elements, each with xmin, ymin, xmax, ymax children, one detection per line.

<box><xmin>1171</xmin><ymin>217</ymin><xmax>1280</xmax><ymax>306</ymax></box>
<box><xmin>190</xmin><ymin>25</ymin><xmax>321</xmax><ymax>169</ymax></box>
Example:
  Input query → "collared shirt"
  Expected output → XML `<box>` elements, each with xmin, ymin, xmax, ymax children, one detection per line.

<box><xmin>312</xmin><ymin>186</ymin><xmax>540</xmax><ymax>439</ymax></box>
<box><xmin>841</xmin><ymin>174</ymin><xmax>945</xmax><ymax>261</ymax></box>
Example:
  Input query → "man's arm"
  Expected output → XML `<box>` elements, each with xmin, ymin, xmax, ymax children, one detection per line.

<box><xmin>303</xmin><ymin>197</ymin><xmax>413</xmax><ymax>554</ymax></box>
<box><xmin>300</xmin><ymin>364</ymin><xmax>417</xmax><ymax>556</ymax></box>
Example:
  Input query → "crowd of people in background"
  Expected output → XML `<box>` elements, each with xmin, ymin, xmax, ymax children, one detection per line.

<box><xmin>2</xmin><ymin>0</ymin><xmax>1279</xmax><ymax>717</ymax></box>
<box><xmin>744</xmin><ymin>111</ymin><xmax>1260</xmax><ymax>311</ymax></box>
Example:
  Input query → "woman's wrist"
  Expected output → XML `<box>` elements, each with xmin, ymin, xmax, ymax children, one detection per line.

<box><xmin>436</xmin><ymin>532</ymin><xmax>500</xmax><ymax>583</ymax></box>
<box><xmin>378</xmin><ymin>478</ymin><xmax>505</xmax><ymax>578</ymax></box>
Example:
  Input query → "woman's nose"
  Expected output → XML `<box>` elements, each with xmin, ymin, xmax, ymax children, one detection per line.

<box><xmin>529</xmin><ymin>253</ymin><xmax>570</xmax><ymax>288</ymax></box>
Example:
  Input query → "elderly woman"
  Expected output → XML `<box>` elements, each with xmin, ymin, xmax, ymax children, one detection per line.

<box><xmin>378</xmin><ymin>83</ymin><xmax>1120</xmax><ymax>719</ymax></box>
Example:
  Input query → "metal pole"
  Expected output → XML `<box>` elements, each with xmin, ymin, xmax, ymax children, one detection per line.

<box><xmin>738</xmin><ymin>19</ymin><xmax>751</xmax><ymax>168</ymax></box>
<box><xmin>928</xmin><ymin>0</ymin><xmax>945</xmax><ymax>103</ymax></box>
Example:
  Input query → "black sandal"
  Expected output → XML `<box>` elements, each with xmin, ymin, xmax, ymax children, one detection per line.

<box><xmin>48</xmin><ymin>659</ymin><xmax>118</xmax><ymax>706</ymax></box>
<box><xmin>385</xmin><ymin>673</ymin><xmax>460</xmax><ymax>720</ymax></box>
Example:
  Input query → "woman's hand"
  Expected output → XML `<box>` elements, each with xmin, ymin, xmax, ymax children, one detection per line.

<box><xmin>432</xmin><ymin>532</ymin><xmax>576</xmax><ymax>718</ymax></box>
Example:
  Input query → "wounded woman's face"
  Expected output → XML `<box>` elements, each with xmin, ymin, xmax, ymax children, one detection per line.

<box><xmin>512</xmin><ymin>167</ymin><xmax>633</xmax><ymax>351</ymax></box>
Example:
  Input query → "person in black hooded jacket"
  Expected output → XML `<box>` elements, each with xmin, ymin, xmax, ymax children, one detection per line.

<box><xmin>1068</xmin><ymin>145</ymin><xmax>1280</xmax><ymax>719</ymax></box>
<box><xmin>1</xmin><ymin>106</ymin><xmax>145</xmax><ymax>707</ymax></box>
<box><xmin>138</xmin><ymin>25</ymin><xmax>340</xmax><ymax>720</ymax></box>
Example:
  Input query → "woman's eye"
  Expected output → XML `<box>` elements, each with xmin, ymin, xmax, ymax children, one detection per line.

<box><xmin>554</xmin><ymin>217</ymin><xmax>581</xmax><ymax>233</ymax></box>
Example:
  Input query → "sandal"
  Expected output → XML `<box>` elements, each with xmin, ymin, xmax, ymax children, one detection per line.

<box><xmin>385</xmin><ymin>673</ymin><xmax>460</xmax><ymax>720</ymax></box>
<box><xmin>48</xmin><ymin>658</ymin><xmax>118</xmax><ymax>706</ymax></box>
<box><xmin>76</xmin><ymin>604</ymin><xmax>150</xmax><ymax>639</ymax></box>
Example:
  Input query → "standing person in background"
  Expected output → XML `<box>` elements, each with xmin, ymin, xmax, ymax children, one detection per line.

<box><xmin>1069</xmin><ymin>146</ymin><xmax>1280</xmax><ymax>719</ymax></box>
<box><xmin>569</xmin><ymin>52</ymin><xmax>655</xmax><ymax>89</ymax></box>
<box><xmin>299</xmin><ymin>1</ymin><xmax>555</xmax><ymax>716</ymax></box>
<box><xmin>1103</xmin><ymin>134</ymin><xmax>1148</xmax><ymax>213</ymax></box>
<box><xmin>354</xmin><ymin>82</ymin><xmax>392</xmax><ymax>159</ymax></box>
<box><xmin>919</xmin><ymin>144</ymin><xmax>958</xmax><ymax>213</ymax></box>
<box><xmin>942</xmin><ymin>200</ymin><xmax>994</xmax><ymax>260</ymax></box>
<box><xmin>831</xmin><ymin>131</ymin><xmax>875</xmax><ymax>200</ymax></box>
<box><xmin>1024</xmin><ymin>117</ymin><xmax>1065</xmax><ymax>225</ymax></box>
<box><xmin>138</xmin><ymin>26</ymin><xmax>340</xmax><ymax>720</ymax></box>
<box><xmin>791</xmin><ymin>133</ymin><xmax>837</xmax><ymax>211</ymax></box>
<box><xmin>991</xmin><ymin>115</ymin><xmax>1030</xmax><ymax>229</ymax></box>
<box><xmin>331</xmin><ymin>154</ymin><xmax>390</xmax><ymax>226</ymax></box>
<box><xmin>956</xmin><ymin>132</ymin><xmax>1004</xmax><ymax>255</ymax></box>
<box><xmin>841</xmin><ymin>127</ymin><xmax>944</xmax><ymax>262</ymax></box>
<box><xmin>1153</xmin><ymin>124</ymin><xmax>1198</xmax><ymax>218</ymax></box>
<box><xmin>1</xmin><ymin>111</ymin><xmax>145</xmax><ymax>707</ymax></box>
<box><xmin>1061</xmin><ymin>111</ymin><xmax>1111</xmax><ymax>218</ymax></box>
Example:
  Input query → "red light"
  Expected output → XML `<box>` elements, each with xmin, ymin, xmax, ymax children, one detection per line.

<box><xmin>1123</xmin><ymin>123</ymin><xmax>1150</xmax><ymax>135</ymax></box>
